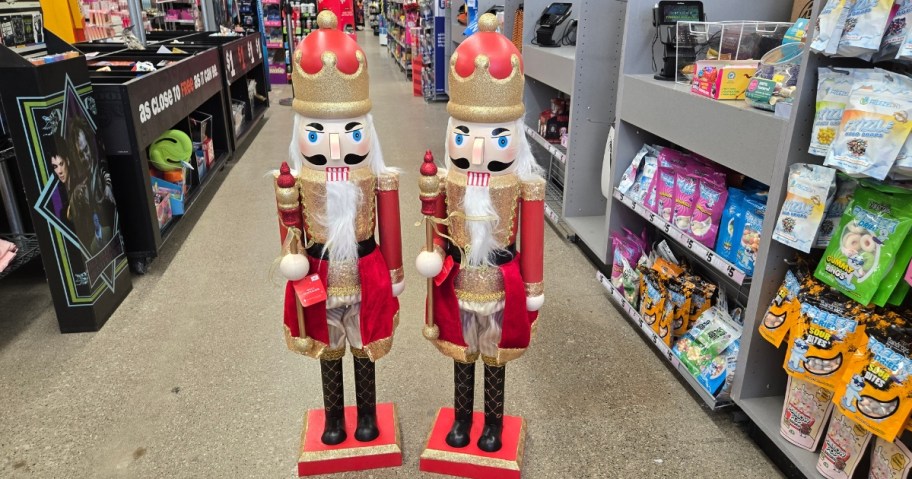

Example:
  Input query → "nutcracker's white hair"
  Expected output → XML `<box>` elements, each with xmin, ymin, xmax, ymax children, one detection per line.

<box><xmin>288</xmin><ymin>113</ymin><xmax>395</xmax><ymax>176</ymax></box>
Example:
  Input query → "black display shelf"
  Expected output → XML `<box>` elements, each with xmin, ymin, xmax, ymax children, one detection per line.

<box><xmin>0</xmin><ymin>31</ymin><xmax>133</xmax><ymax>332</ymax></box>
<box><xmin>88</xmin><ymin>46</ymin><xmax>232</xmax><ymax>274</ymax></box>
<box><xmin>156</xmin><ymin>32</ymin><xmax>270</xmax><ymax>152</ymax></box>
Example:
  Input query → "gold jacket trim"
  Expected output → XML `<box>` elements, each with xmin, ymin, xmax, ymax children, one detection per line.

<box><xmin>297</xmin><ymin>167</ymin><xmax>376</xmax><ymax>244</ymax></box>
<box><xmin>284</xmin><ymin>325</ymin><xmax>328</xmax><ymax>359</ymax></box>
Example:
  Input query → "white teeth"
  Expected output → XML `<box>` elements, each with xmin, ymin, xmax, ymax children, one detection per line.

<box><xmin>804</xmin><ymin>355</ymin><xmax>842</xmax><ymax>375</ymax></box>
<box><xmin>764</xmin><ymin>313</ymin><xmax>785</xmax><ymax>328</ymax></box>
<box><xmin>858</xmin><ymin>397</ymin><xmax>898</xmax><ymax>418</ymax></box>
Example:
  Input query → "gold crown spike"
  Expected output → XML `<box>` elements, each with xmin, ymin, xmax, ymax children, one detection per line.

<box><xmin>292</xmin><ymin>11</ymin><xmax>371</xmax><ymax>119</ymax></box>
<box><xmin>447</xmin><ymin>13</ymin><xmax>524</xmax><ymax>123</ymax></box>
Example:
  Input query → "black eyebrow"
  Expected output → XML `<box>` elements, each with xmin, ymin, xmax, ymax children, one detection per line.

<box><xmin>491</xmin><ymin>128</ymin><xmax>509</xmax><ymax>135</ymax></box>
<box><xmin>306</xmin><ymin>123</ymin><xmax>324</xmax><ymax>131</ymax></box>
<box><xmin>345</xmin><ymin>122</ymin><xmax>362</xmax><ymax>131</ymax></box>
<box><xmin>454</xmin><ymin>125</ymin><xmax>469</xmax><ymax>133</ymax></box>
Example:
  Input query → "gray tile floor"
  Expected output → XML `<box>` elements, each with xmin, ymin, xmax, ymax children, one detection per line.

<box><xmin>0</xmin><ymin>34</ymin><xmax>783</xmax><ymax>478</ymax></box>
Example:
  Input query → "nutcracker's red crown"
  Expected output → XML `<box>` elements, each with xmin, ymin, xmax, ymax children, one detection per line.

<box><xmin>448</xmin><ymin>13</ymin><xmax>524</xmax><ymax>123</ymax></box>
<box><xmin>292</xmin><ymin>11</ymin><xmax>370</xmax><ymax>119</ymax></box>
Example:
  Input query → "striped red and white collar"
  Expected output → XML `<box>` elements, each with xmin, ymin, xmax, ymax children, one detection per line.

<box><xmin>467</xmin><ymin>171</ymin><xmax>490</xmax><ymax>187</ymax></box>
<box><xmin>325</xmin><ymin>167</ymin><xmax>350</xmax><ymax>182</ymax></box>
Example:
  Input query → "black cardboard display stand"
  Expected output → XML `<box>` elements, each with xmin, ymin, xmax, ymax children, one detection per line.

<box><xmin>158</xmin><ymin>32</ymin><xmax>269</xmax><ymax>152</ymax></box>
<box><xmin>87</xmin><ymin>46</ymin><xmax>232</xmax><ymax>273</ymax></box>
<box><xmin>0</xmin><ymin>32</ymin><xmax>132</xmax><ymax>332</ymax></box>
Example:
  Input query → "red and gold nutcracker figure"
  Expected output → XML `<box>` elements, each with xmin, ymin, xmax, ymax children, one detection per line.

<box><xmin>416</xmin><ymin>13</ymin><xmax>545</xmax><ymax>453</ymax></box>
<box><xmin>274</xmin><ymin>11</ymin><xmax>403</xmax><ymax>446</ymax></box>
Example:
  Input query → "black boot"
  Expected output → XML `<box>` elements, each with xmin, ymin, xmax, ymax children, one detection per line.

<box><xmin>320</xmin><ymin>358</ymin><xmax>347</xmax><ymax>445</ymax></box>
<box><xmin>446</xmin><ymin>360</ymin><xmax>476</xmax><ymax>448</ymax></box>
<box><xmin>477</xmin><ymin>362</ymin><xmax>505</xmax><ymax>452</ymax></box>
<box><xmin>353</xmin><ymin>354</ymin><xmax>379</xmax><ymax>442</ymax></box>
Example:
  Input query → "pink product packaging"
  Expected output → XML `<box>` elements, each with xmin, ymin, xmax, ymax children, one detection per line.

<box><xmin>781</xmin><ymin>377</ymin><xmax>836</xmax><ymax>451</ymax></box>
<box><xmin>653</xmin><ymin>167</ymin><xmax>677</xmax><ymax>220</ymax></box>
<box><xmin>869</xmin><ymin>436</ymin><xmax>912</xmax><ymax>479</ymax></box>
<box><xmin>657</xmin><ymin>147</ymin><xmax>691</xmax><ymax>169</ymax></box>
<box><xmin>817</xmin><ymin>409</ymin><xmax>873</xmax><ymax>479</ymax></box>
<box><xmin>689</xmin><ymin>178</ymin><xmax>729</xmax><ymax>248</ymax></box>
<box><xmin>906</xmin><ymin>260</ymin><xmax>912</xmax><ymax>288</ymax></box>
<box><xmin>672</xmin><ymin>172</ymin><xmax>699</xmax><ymax>231</ymax></box>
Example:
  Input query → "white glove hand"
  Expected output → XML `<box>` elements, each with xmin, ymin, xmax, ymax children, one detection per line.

<box><xmin>279</xmin><ymin>253</ymin><xmax>310</xmax><ymax>281</ymax></box>
<box><xmin>526</xmin><ymin>295</ymin><xmax>544</xmax><ymax>312</ymax></box>
<box><xmin>415</xmin><ymin>250</ymin><xmax>443</xmax><ymax>278</ymax></box>
<box><xmin>392</xmin><ymin>281</ymin><xmax>405</xmax><ymax>297</ymax></box>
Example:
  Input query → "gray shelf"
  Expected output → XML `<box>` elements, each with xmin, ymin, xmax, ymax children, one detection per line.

<box><xmin>522</xmin><ymin>44</ymin><xmax>576</xmax><ymax>94</ymax></box>
<box><xmin>564</xmin><ymin>215</ymin><xmax>607</xmax><ymax>258</ymax></box>
<box><xmin>618</xmin><ymin>74</ymin><xmax>787</xmax><ymax>186</ymax></box>
<box><xmin>737</xmin><ymin>395</ymin><xmax>823</xmax><ymax>478</ymax></box>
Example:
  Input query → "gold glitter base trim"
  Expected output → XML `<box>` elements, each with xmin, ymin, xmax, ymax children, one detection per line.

<box><xmin>299</xmin><ymin>404</ymin><xmax>402</xmax><ymax>463</ymax></box>
<box><xmin>419</xmin><ymin>410</ymin><xmax>526</xmax><ymax>471</ymax></box>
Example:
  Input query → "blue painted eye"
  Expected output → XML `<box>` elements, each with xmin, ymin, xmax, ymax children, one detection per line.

<box><xmin>495</xmin><ymin>135</ymin><xmax>510</xmax><ymax>149</ymax></box>
<box><xmin>351</xmin><ymin>130</ymin><xmax>363</xmax><ymax>142</ymax></box>
<box><xmin>307</xmin><ymin>131</ymin><xmax>318</xmax><ymax>143</ymax></box>
<box><xmin>454</xmin><ymin>134</ymin><xmax>464</xmax><ymax>146</ymax></box>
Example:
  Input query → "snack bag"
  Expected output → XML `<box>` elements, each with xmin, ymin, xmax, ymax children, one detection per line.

<box><xmin>781</xmin><ymin>376</ymin><xmax>836</xmax><ymax>451</ymax></box>
<box><xmin>783</xmin><ymin>297</ymin><xmax>866</xmax><ymax>391</ymax></box>
<box><xmin>812</xmin><ymin>0</ymin><xmax>853</xmax><ymax>54</ymax></box>
<box><xmin>688</xmin><ymin>177</ymin><xmax>727</xmax><ymax>248</ymax></box>
<box><xmin>710</xmin><ymin>339</ymin><xmax>740</xmax><ymax>401</ymax></box>
<box><xmin>824</xmin><ymin>75</ymin><xmax>912</xmax><ymax>181</ymax></box>
<box><xmin>760</xmin><ymin>266</ymin><xmax>808</xmax><ymax>348</ymax></box>
<box><xmin>773</xmin><ymin>164</ymin><xmax>838</xmax><ymax>253</ymax></box>
<box><xmin>716</xmin><ymin>188</ymin><xmax>748</xmax><ymax>263</ymax></box>
<box><xmin>735</xmin><ymin>196</ymin><xmax>766</xmax><ymax>276</ymax></box>
<box><xmin>818</xmin><ymin>408</ymin><xmax>874</xmax><ymax>479</ymax></box>
<box><xmin>876</xmin><ymin>0</ymin><xmax>912</xmax><ymax>61</ymax></box>
<box><xmin>871</xmin><ymin>229</ymin><xmax>912</xmax><ymax>307</ymax></box>
<box><xmin>811</xmin><ymin>68</ymin><xmax>855</xmax><ymax>157</ymax></box>
<box><xmin>618</xmin><ymin>144</ymin><xmax>657</xmax><ymax>195</ymax></box>
<box><xmin>672</xmin><ymin>172</ymin><xmax>699</xmax><ymax>232</ymax></box>
<box><xmin>688</xmin><ymin>278</ymin><xmax>716</xmax><ymax>328</ymax></box>
<box><xmin>639</xmin><ymin>268</ymin><xmax>666</xmax><ymax>330</ymax></box>
<box><xmin>868</xmin><ymin>435</ymin><xmax>912</xmax><ymax>479</ymax></box>
<box><xmin>673</xmin><ymin>306</ymin><xmax>741</xmax><ymax>376</ymax></box>
<box><xmin>817</xmin><ymin>175</ymin><xmax>859</xmax><ymax>248</ymax></box>
<box><xmin>657</xmin><ymin>146</ymin><xmax>691</xmax><ymax>169</ymax></box>
<box><xmin>837</xmin><ymin>0</ymin><xmax>895</xmax><ymax>58</ymax></box>
<box><xmin>611</xmin><ymin>233</ymin><xmax>641</xmax><ymax>304</ymax></box>
<box><xmin>834</xmin><ymin>334</ymin><xmax>912</xmax><ymax>442</ymax></box>
<box><xmin>629</xmin><ymin>155</ymin><xmax>658</xmax><ymax>204</ymax></box>
<box><xmin>653</xmin><ymin>167</ymin><xmax>677</xmax><ymax>219</ymax></box>
<box><xmin>814</xmin><ymin>185</ymin><xmax>912</xmax><ymax>305</ymax></box>
<box><xmin>668</xmin><ymin>278</ymin><xmax>694</xmax><ymax>338</ymax></box>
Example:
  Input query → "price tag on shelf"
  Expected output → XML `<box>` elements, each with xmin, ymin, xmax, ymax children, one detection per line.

<box><xmin>544</xmin><ymin>204</ymin><xmax>559</xmax><ymax>223</ymax></box>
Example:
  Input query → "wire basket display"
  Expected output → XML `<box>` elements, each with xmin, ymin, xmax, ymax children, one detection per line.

<box><xmin>675</xmin><ymin>21</ymin><xmax>793</xmax><ymax>84</ymax></box>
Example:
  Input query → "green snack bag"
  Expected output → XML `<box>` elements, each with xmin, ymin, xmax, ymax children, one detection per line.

<box><xmin>871</xmin><ymin>231</ymin><xmax>912</xmax><ymax>307</ymax></box>
<box><xmin>888</xmin><ymin>280</ymin><xmax>910</xmax><ymax>306</ymax></box>
<box><xmin>814</xmin><ymin>185</ymin><xmax>912</xmax><ymax>305</ymax></box>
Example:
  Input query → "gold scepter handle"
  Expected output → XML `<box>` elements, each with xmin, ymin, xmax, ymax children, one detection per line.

<box><xmin>419</xmin><ymin>150</ymin><xmax>440</xmax><ymax>340</ymax></box>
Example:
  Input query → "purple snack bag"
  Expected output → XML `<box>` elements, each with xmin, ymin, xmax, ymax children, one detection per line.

<box><xmin>690</xmin><ymin>178</ymin><xmax>729</xmax><ymax>248</ymax></box>
<box><xmin>672</xmin><ymin>171</ymin><xmax>699</xmax><ymax>231</ymax></box>
<box><xmin>654</xmin><ymin>167</ymin><xmax>677</xmax><ymax>219</ymax></box>
<box><xmin>658</xmin><ymin>147</ymin><xmax>690</xmax><ymax>169</ymax></box>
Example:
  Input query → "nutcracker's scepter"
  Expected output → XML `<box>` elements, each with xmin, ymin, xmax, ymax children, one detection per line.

<box><xmin>419</xmin><ymin>150</ymin><xmax>441</xmax><ymax>340</ymax></box>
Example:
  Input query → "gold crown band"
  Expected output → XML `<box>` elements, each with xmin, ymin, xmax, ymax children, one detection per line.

<box><xmin>292</xmin><ymin>47</ymin><xmax>371</xmax><ymax>118</ymax></box>
<box><xmin>447</xmin><ymin>54</ymin><xmax>524</xmax><ymax>123</ymax></box>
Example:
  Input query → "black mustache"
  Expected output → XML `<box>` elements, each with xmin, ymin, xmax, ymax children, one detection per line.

<box><xmin>303</xmin><ymin>153</ymin><xmax>327</xmax><ymax>165</ymax></box>
<box><xmin>449</xmin><ymin>157</ymin><xmax>514</xmax><ymax>172</ymax></box>
<box><xmin>344</xmin><ymin>152</ymin><xmax>368</xmax><ymax>165</ymax></box>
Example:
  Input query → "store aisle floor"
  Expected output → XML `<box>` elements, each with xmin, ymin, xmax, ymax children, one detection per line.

<box><xmin>0</xmin><ymin>34</ymin><xmax>782</xmax><ymax>478</ymax></box>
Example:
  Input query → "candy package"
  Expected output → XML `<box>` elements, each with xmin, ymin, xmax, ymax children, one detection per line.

<box><xmin>630</xmin><ymin>155</ymin><xmax>658</xmax><ymax>204</ymax></box>
<box><xmin>868</xmin><ymin>434</ymin><xmax>912</xmax><ymax>479</ymax></box>
<box><xmin>810</xmin><ymin>68</ymin><xmax>855</xmax><ymax>157</ymax></box>
<box><xmin>639</xmin><ymin>267</ymin><xmax>667</xmax><ymax>332</ymax></box>
<box><xmin>673</xmin><ymin>306</ymin><xmax>741</xmax><ymax>377</ymax></box>
<box><xmin>812</xmin><ymin>0</ymin><xmax>854</xmax><ymax>54</ymax></box>
<box><xmin>760</xmin><ymin>263</ymin><xmax>815</xmax><ymax>348</ymax></box>
<box><xmin>817</xmin><ymin>408</ymin><xmax>874</xmax><ymax>479</ymax></box>
<box><xmin>781</xmin><ymin>376</ymin><xmax>836</xmax><ymax>451</ymax></box>
<box><xmin>687</xmin><ymin>277</ymin><xmax>716</xmax><ymax>331</ymax></box>
<box><xmin>672</xmin><ymin>172</ymin><xmax>699</xmax><ymax>231</ymax></box>
<box><xmin>611</xmin><ymin>233</ymin><xmax>644</xmax><ymax>305</ymax></box>
<box><xmin>817</xmin><ymin>175</ymin><xmax>859</xmax><ymax>248</ymax></box>
<box><xmin>875</xmin><ymin>0</ymin><xmax>912</xmax><ymax>61</ymax></box>
<box><xmin>870</xmin><ymin>217</ymin><xmax>912</xmax><ymax>307</ymax></box>
<box><xmin>837</xmin><ymin>0</ymin><xmax>895</xmax><ymax>58</ymax></box>
<box><xmin>783</xmin><ymin>296</ymin><xmax>866</xmax><ymax>391</ymax></box>
<box><xmin>773</xmin><ymin>164</ymin><xmax>838</xmax><ymax>253</ymax></box>
<box><xmin>667</xmin><ymin>278</ymin><xmax>694</xmax><ymax>338</ymax></box>
<box><xmin>695</xmin><ymin>338</ymin><xmax>739</xmax><ymax>400</ymax></box>
<box><xmin>689</xmin><ymin>177</ymin><xmax>728</xmax><ymax>248</ymax></box>
<box><xmin>814</xmin><ymin>185</ymin><xmax>912</xmax><ymax>305</ymax></box>
<box><xmin>654</xmin><ymin>167</ymin><xmax>677</xmax><ymax>219</ymax></box>
<box><xmin>716</xmin><ymin>188</ymin><xmax>748</xmax><ymax>263</ymax></box>
<box><xmin>824</xmin><ymin>73</ymin><xmax>912</xmax><ymax>181</ymax></box>
<box><xmin>834</xmin><ymin>334</ymin><xmax>912</xmax><ymax>442</ymax></box>
<box><xmin>618</xmin><ymin>144</ymin><xmax>658</xmax><ymax>196</ymax></box>
<box><xmin>735</xmin><ymin>196</ymin><xmax>767</xmax><ymax>276</ymax></box>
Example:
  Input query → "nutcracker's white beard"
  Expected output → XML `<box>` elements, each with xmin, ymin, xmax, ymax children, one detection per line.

<box><xmin>317</xmin><ymin>180</ymin><xmax>363</xmax><ymax>262</ymax></box>
<box><xmin>462</xmin><ymin>185</ymin><xmax>504</xmax><ymax>267</ymax></box>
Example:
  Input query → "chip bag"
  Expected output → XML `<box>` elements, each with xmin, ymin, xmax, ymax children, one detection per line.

<box><xmin>781</xmin><ymin>376</ymin><xmax>836</xmax><ymax>451</ymax></box>
<box><xmin>818</xmin><ymin>408</ymin><xmax>874</xmax><ymax>479</ymax></box>
<box><xmin>834</xmin><ymin>334</ymin><xmax>912</xmax><ymax>442</ymax></box>
<box><xmin>814</xmin><ymin>185</ymin><xmax>912</xmax><ymax>305</ymax></box>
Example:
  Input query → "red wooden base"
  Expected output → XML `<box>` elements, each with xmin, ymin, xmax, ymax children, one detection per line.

<box><xmin>419</xmin><ymin>407</ymin><xmax>526</xmax><ymax>479</ymax></box>
<box><xmin>297</xmin><ymin>402</ymin><xmax>402</xmax><ymax>476</ymax></box>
